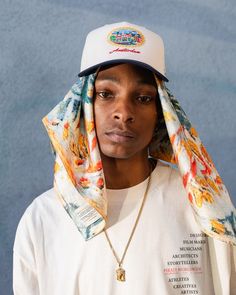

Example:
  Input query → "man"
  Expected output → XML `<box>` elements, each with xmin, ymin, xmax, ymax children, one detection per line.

<box><xmin>13</xmin><ymin>22</ymin><xmax>236</xmax><ymax>294</ymax></box>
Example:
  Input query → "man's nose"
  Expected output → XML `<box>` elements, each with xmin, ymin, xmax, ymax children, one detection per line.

<box><xmin>112</xmin><ymin>99</ymin><xmax>135</xmax><ymax>123</ymax></box>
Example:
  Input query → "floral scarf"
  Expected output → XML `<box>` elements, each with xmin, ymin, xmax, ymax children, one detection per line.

<box><xmin>42</xmin><ymin>73</ymin><xmax>236</xmax><ymax>244</ymax></box>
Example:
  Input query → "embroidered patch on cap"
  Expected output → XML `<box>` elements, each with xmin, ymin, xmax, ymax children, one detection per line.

<box><xmin>108</xmin><ymin>27</ymin><xmax>145</xmax><ymax>47</ymax></box>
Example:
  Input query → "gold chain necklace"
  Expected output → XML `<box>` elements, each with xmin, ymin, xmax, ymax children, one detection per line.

<box><xmin>103</xmin><ymin>168</ymin><xmax>152</xmax><ymax>282</ymax></box>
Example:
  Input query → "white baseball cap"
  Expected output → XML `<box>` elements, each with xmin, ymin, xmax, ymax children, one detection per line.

<box><xmin>79</xmin><ymin>21</ymin><xmax>168</xmax><ymax>82</ymax></box>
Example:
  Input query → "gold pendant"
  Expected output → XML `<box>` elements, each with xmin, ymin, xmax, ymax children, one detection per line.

<box><xmin>116</xmin><ymin>267</ymin><xmax>126</xmax><ymax>281</ymax></box>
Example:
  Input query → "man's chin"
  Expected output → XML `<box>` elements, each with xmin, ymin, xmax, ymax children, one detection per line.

<box><xmin>100</xmin><ymin>148</ymin><xmax>137</xmax><ymax>160</ymax></box>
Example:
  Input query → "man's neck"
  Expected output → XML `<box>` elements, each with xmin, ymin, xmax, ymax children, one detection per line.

<box><xmin>101</xmin><ymin>153</ymin><xmax>152</xmax><ymax>189</ymax></box>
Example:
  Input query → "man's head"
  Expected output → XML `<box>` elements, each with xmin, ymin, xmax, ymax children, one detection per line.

<box><xmin>93</xmin><ymin>63</ymin><xmax>159</xmax><ymax>160</ymax></box>
<box><xmin>78</xmin><ymin>21</ymin><xmax>167</xmax><ymax>163</ymax></box>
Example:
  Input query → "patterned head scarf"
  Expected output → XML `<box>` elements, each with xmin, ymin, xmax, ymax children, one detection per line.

<box><xmin>42</xmin><ymin>71</ymin><xmax>236</xmax><ymax>245</ymax></box>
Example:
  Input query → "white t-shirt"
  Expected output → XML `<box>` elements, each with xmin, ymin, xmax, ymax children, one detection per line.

<box><xmin>13</xmin><ymin>162</ymin><xmax>232</xmax><ymax>294</ymax></box>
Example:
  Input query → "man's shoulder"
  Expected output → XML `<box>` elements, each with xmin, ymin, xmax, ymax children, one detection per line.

<box><xmin>32</xmin><ymin>187</ymin><xmax>56</xmax><ymax>203</ymax></box>
<box><xmin>17</xmin><ymin>187</ymin><xmax>63</xmax><ymax>229</ymax></box>
<box><xmin>153</xmin><ymin>161</ymin><xmax>187</xmax><ymax>201</ymax></box>
<box><xmin>27</xmin><ymin>187</ymin><xmax>57</xmax><ymax>212</ymax></box>
<box><xmin>154</xmin><ymin>161</ymin><xmax>182</xmax><ymax>185</ymax></box>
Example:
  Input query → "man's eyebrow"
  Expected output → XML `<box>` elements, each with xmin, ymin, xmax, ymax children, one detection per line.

<box><xmin>96</xmin><ymin>76</ymin><xmax>156</xmax><ymax>88</ymax></box>
<box><xmin>136</xmin><ymin>78</ymin><xmax>157</xmax><ymax>88</ymax></box>
<box><xmin>96</xmin><ymin>76</ymin><xmax>121</xmax><ymax>84</ymax></box>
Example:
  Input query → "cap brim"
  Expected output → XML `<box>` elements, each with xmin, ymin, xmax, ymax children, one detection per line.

<box><xmin>78</xmin><ymin>59</ymin><xmax>169</xmax><ymax>82</ymax></box>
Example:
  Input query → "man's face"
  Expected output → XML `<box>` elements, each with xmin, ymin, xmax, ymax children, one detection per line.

<box><xmin>93</xmin><ymin>63</ymin><xmax>158</xmax><ymax>160</ymax></box>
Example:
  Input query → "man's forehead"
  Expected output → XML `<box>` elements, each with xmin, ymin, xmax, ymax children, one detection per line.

<box><xmin>96</xmin><ymin>63</ymin><xmax>157</xmax><ymax>88</ymax></box>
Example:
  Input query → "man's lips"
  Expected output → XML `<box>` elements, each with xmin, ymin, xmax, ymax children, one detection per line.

<box><xmin>105</xmin><ymin>129</ymin><xmax>136</xmax><ymax>143</ymax></box>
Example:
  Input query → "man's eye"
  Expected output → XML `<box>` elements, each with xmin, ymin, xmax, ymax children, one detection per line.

<box><xmin>97</xmin><ymin>91</ymin><xmax>113</xmax><ymax>99</ymax></box>
<box><xmin>137</xmin><ymin>96</ymin><xmax>153</xmax><ymax>103</ymax></box>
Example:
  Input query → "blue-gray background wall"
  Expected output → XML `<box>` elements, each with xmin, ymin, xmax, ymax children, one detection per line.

<box><xmin>1</xmin><ymin>0</ymin><xmax>235</xmax><ymax>293</ymax></box>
